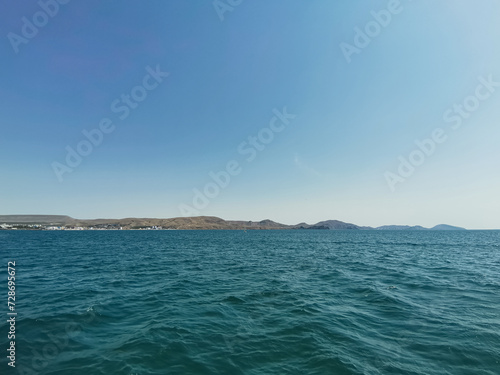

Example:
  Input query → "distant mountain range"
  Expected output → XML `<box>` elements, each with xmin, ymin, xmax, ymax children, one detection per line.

<box><xmin>0</xmin><ymin>215</ymin><xmax>467</xmax><ymax>230</ymax></box>
<box><xmin>375</xmin><ymin>224</ymin><xmax>465</xmax><ymax>231</ymax></box>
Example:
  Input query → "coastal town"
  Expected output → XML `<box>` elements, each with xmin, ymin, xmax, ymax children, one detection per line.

<box><xmin>0</xmin><ymin>223</ymin><xmax>166</xmax><ymax>230</ymax></box>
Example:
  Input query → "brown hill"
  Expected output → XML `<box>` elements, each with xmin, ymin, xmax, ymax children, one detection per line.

<box><xmin>74</xmin><ymin>216</ymin><xmax>292</xmax><ymax>230</ymax></box>
<box><xmin>0</xmin><ymin>215</ymin><xmax>76</xmax><ymax>224</ymax></box>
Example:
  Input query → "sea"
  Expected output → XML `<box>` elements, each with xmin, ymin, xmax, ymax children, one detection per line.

<box><xmin>1</xmin><ymin>230</ymin><xmax>499</xmax><ymax>375</ymax></box>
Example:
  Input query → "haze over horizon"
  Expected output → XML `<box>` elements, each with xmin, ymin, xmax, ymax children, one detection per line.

<box><xmin>1</xmin><ymin>1</ymin><xmax>500</xmax><ymax>230</ymax></box>
<box><xmin>0</xmin><ymin>213</ymin><xmax>484</xmax><ymax>231</ymax></box>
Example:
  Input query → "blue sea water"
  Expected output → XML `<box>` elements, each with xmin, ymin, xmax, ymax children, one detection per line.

<box><xmin>1</xmin><ymin>230</ymin><xmax>499</xmax><ymax>375</ymax></box>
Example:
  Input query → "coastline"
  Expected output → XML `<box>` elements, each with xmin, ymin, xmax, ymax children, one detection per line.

<box><xmin>0</xmin><ymin>215</ymin><xmax>471</xmax><ymax>231</ymax></box>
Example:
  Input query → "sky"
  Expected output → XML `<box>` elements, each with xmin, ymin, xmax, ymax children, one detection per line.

<box><xmin>1</xmin><ymin>0</ymin><xmax>499</xmax><ymax>229</ymax></box>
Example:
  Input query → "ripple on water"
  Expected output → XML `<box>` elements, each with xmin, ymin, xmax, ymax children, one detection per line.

<box><xmin>1</xmin><ymin>230</ymin><xmax>499</xmax><ymax>375</ymax></box>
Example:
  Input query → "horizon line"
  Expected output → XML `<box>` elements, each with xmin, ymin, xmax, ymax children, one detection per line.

<box><xmin>1</xmin><ymin>214</ymin><xmax>495</xmax><ymax>230</ymax></box>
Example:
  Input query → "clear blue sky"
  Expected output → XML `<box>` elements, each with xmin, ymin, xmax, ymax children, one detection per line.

<box><xmin>1</xmin><ymin>0</ymin><xmax>499</xmax><ymax>229</ymax></box>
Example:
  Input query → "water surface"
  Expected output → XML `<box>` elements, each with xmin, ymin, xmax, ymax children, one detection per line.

<box><xmin>1</xmin><ymin>230</ymin><xmax>499</xmax><ymax>374</ymax></box>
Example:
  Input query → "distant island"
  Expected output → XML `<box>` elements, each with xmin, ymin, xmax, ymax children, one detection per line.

<box><xmin>0</xmin><ymin>215</ymin><xmax>467</xmax><ymax>231</ymax></box>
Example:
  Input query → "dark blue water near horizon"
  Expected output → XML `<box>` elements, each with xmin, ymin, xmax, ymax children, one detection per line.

<box><xmin>1</xmin><ymin>230</ymin><xmax>499</xmax><ymax>375</ymax></box>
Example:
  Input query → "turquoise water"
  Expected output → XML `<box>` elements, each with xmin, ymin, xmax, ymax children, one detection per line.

<box><xmin>1</xmin><ymin>230</ymin><xmax>499</xmax><ymax>374</ymax></box>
